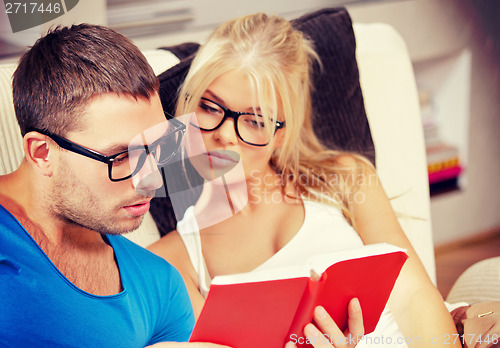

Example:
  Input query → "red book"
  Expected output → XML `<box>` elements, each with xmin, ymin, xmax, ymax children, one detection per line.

<box><xmin>189</xmin><ymin>243</ymin><xmax>408</xmax><ymax>348</ymax></box>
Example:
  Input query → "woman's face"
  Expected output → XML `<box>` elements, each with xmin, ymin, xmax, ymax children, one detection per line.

<box><xmin>185</xmin><ymin>69</ymin><xmax>285</xmax><ymax>185</ymax></box>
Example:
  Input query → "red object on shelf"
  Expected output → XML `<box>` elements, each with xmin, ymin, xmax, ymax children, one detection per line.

<box><xmin>428</xmin><ymin>165</ymin><xmax>463</xmax><ymax>185</ymax></box>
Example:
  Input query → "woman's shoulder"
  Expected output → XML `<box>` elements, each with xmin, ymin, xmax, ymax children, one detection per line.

<box><xmin>148</xmin><ymin>230</ymin><xmax>182</xmax><ymax>254</ymax></box>
<box><xmin>147</xmin><ymin>230</ymin><xmax>196</xmax><ymax>279</ymax></box>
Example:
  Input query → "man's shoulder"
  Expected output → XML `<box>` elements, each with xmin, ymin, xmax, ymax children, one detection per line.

<box><xmin>0</xmin><ymin>202</ymin><xmax>24</xmax><ymax>237</ymax></box>
<box><xmin>0</xmin><ymin>203</ymin><xmax>11</xmax><ymax>220</ymax></box>
<box><xmin>0</xmin><ymin>201</ymin><xmax>15</xmax><ymax>220</ymax></box>
<box><xmin>106</xmin><ymin>234</ymin><xmax>190</xmax><ymax>319</ymax></box>
<box><xmin>107</xmin><ymin>234</ymin><xmax>181</xmax><ymax>281</ymax></box>
<box><xmin>108</xmin><ymin>234</ymin><xmax>167</xmax><ymax>262</ymax></box>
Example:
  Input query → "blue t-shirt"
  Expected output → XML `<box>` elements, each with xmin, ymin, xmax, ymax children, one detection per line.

<box><xmin>0</xmin><ymin>204</ymin><xmax>194</xmax><ymax>347</ymax></box>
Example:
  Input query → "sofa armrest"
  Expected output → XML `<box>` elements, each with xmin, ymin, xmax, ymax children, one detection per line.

<box><xmin>354</xmin><ymin>23</ymin><xmax>436</xmax><ymax>282</ymax></box>
<box><xmin>0</xmin><ymin>63</ymin><xmax>23</xmax><ymax>176</ymax></box>
<box><xmin>447</xmin><ymin>257</ymin><xmax>500</xmax><ymax>304</ymax></box>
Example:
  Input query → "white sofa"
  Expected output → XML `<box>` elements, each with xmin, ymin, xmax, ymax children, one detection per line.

<box><xmin>0</xmin><ymin>23</ymin><xmax>436</xmax><ymax>280</ymax></box>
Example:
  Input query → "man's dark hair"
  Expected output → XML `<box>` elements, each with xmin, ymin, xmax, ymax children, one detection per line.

<box><xmin>12</xmin><ymin>23</ymin><xmax>159</xmax><ymax>136</ymax></box>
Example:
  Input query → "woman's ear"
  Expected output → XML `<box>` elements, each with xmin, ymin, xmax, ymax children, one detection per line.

<box><xmin>23</xmin><ymin>131</ymin><xmax>54</xmax><ymax>177</ymax></box>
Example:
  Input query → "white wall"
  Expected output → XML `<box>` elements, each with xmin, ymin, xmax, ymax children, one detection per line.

<box><xmin>348</xmin><ymin>0</ymin><xmax>500</xmax><ymax>246</ymax></box>
<box><xmin>429</xmin><ymin>11</ymin><xmax>500</xmax><ymax>245</ymax></box>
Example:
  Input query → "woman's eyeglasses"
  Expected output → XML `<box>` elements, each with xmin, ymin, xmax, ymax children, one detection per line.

<box><xmin>192</xmin><ymin>97</ymin><xmax>285</xmax><ymax>146</ymax></box>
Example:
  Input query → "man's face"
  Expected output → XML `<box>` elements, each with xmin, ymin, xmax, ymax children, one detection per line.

<box><xmin>49</xmin><ymin>93</ymin><xmax>167</xmax><ymax>235</ymax></box>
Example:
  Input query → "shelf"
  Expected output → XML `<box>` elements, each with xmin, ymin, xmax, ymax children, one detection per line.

<box><xmin>414</xmin><ymin>49</ymin><xmax>471</xmax><ymax>194</ymax></box>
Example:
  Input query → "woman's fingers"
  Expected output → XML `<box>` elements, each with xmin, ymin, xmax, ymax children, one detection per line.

<box><xmin>286</xmin><ymin>299</ymin><xmax>365</xmax><ymax>348</ymax></box>
<box><xmin>346</xmin><ymin>298</ymin><xmax>364</xmax><ymax>342</ymax></box>
<box><xmin>313</xmin><ymin>306</ymin><xmax>345</xmax><ymax>343</ymax></box>
<box><xmin>304</xmin><ymin>321</ymin><xmax>337</xmax><ymax>347</ymax></box>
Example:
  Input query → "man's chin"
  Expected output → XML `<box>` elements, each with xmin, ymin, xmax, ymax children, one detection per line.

<box><xmin>102</xmin><ymin>215</ymin><xmax>145</xmax><ymax>236</ymax></box>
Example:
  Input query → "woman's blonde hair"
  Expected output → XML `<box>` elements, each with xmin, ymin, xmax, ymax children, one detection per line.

<box><xmin>176</xmin><ymin>13</ymin><xmax>375</xmax><ymax>227</ymax></box>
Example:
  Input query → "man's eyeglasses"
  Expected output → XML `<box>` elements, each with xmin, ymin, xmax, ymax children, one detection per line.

<box><xmin>30</xmin><ymin>118</ymin><xmax>185</xmax><ymax>182</ymax></box>
<box><xmin>193</xmin><ymin>97</ymin><xmax>285</xmax><ymax>146</ymax></box>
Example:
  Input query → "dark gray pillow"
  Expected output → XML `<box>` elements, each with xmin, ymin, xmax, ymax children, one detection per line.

<box><xmin>292</xmin><ymin>8</ymin><xmax>375</xmax><ymax>163</ymax></box>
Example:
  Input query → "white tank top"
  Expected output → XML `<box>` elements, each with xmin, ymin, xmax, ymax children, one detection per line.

<box><xmin>177</xmin><ymin>198</ymin><xmax>364</xmax><ymax>295</ymax></box>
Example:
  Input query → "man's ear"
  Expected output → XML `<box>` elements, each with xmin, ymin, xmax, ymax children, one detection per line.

<box><xmin>23</xmin><ymin>131</ymin><xmax>55</xmax><ymax>177</ymax></box>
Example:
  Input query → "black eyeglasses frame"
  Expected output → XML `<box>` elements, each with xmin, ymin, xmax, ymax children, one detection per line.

<box><xmin>194</xmin><ymin>97</ymin><xmax>286</xmax><ymax>147</ymax></box>
<box><xmin>28</xmin><ymin>117</ymin><xmax>185</xmax><ymax>182</ymax></box>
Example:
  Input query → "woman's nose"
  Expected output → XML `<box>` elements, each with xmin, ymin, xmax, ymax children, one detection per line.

<box><xmin>213</xmin><ymin>117</ymin><xmax>239</xmax><ymax>145</ymax></box>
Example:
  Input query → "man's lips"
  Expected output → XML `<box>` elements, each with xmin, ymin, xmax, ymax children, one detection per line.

<box><xmin>122</xmin><ymin>200</ymin><xmax>151</xmax><ymax>217</ymax></box>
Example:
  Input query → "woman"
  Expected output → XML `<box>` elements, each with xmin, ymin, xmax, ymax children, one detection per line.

<box><xmin>148</xmin><ymin>13</ymin><xmax>460</xmax><ymax>347</ymax></box>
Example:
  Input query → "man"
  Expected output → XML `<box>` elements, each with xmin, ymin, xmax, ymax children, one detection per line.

<box><xmin>0</xmin><ymin>24</ymin><xmax>223</xmax><ymax>347</ymax></box>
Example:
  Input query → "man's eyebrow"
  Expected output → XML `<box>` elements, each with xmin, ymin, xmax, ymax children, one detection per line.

<box><xmin>100</xmin><ymin>143</ymin><xmax>130</xmax><ymax>155</ymax></box>
<box><xmin>123</xmin><ymin>129</ymin><xmax>171</xmax><ymax>152</ymax></box>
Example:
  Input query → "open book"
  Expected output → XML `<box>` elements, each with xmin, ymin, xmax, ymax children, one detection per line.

<box><xmin>189</xmin><ymin>243</ymin><xmax>408</xmax><ymax>348</ymax></box>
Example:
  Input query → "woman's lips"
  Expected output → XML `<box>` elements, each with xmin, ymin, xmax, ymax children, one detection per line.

<box><xmin>123</xmin><ymin>201</ymin><xmax>151</xmax><ymax>217</ymax></box>
<box><xmin>206</xmin><ymin>151</ymin><xmax>239</xmax><ymax>168</ymax></box>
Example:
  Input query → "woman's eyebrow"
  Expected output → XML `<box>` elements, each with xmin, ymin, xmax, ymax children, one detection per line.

<box><xmin>204</xmin><ymin>90</ymin><xmax>224</xmax><ymax>104</ymax></box>
<box><xmin>204</xmin><ymin>90</ymin><xmax>262</xmax><ymax>113</ymax></box>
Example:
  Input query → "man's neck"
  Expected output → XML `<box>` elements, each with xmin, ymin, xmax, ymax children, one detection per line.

<box><xmin>0</xmin><ymin>164</ymin><xmax>99</xmax><ymax>243</ymax></box>
<box><xmin>0</xmin><ymin>165</ymin><xmax>122</xmax><ymax>296</ymax></box>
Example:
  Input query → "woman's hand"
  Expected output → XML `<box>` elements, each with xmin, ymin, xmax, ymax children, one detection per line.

<box><xmin>286</xmin><ymin>298</ymin><xmax>365</xmax><ymax>348</ymax></box>
<box><xmin>451</xmin><ymin>301</ymin><xmax>500</xmax><ymax>348</ymax></box>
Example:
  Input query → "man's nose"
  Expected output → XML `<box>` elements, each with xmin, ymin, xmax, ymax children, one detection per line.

<box><xmin>133</xmin><ymin>153</ymin><xmax>163</xmax><ymax>197</ymax></box>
